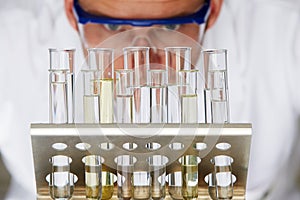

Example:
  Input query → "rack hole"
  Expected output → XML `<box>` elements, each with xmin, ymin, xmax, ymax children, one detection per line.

<box><xmin>123</xmin><ymin>142</ymin><xmax>138</xmax><ymax>151</ymax></box>
<box><xmin>145</xmin><ymin>142</ymin><xmax>161</xmax><ymax>150</ymax></box>
<box><xmin>216</xmin><ymin>142</ymin><xmax>231</xmax><ymax>151</ymax></box>
<box><xmin>52</xmin><ymin>143</ymin><xmax>67</xmax><ymax>151</ymax></box>
<box><xmin>75</xmin><ymin>143</ymin><xmax>91</xmax><ymax>151</ymax></box>
<box><xmin>210</xmin><ymin>155</ymin><xmax>234</xmax><ymax>166</ymax></box>
<box><xmin>169</xmin><ymin>142</ymin><xmax>184</xmax><ymax>150</ymax></box>
<box><xmin>194</xmin><ymin>142</ymin><xmax>207</xmax><ymax>151</ymax></box>
<box><xmin>204</xmin><ymin>173</ymin><xmax>237</xmax><ymax>184</ymax></box>
<box><xmin>100</xmin><ymin>142</ymin><xmax>115</xmax><ymax>150</ymax></box>
<box><xmin>82</xmin><ymin>155</ymin><xmax>104</xmax><ymax>164</ymax></box>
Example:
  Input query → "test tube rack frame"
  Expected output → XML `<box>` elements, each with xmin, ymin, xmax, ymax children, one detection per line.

<box><xmin>31</xmin><ymin>123</ymin><xmax>251</xmax><ymax>200</ymax></box>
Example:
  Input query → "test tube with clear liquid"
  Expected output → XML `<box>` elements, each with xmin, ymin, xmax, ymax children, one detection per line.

<box><xmin>211</xmin><ymin>155</ymin><xmax>234</xmax><ymax>199</ymax></box>
<box><xmin>49</xmin><ymin>155</ymin><xmax>72</xmax><ymax>200</ymax></box>
<box><xmin>180</xmin><ymin>155</ymin><xmax>200</xmax><ymax>200</ymax></box>
<box><xmin>115</xmin><ymin>69</ymin><xmax>134</xmax><ymax>123</ymax></box>
<box><xmin>203</xmin><ymin>49</ymin><xmax>230</xmax><ymax>123</ymax></box>
<box><xmin>132</xmin><ymin>171</ymin><xmax>151</xmax><ymax>200</ymax></box>
<box><xmin>149</xmin><ymin>70</ymin><xmax>167</xmax><ymax>123</ymax></box>
<box><xmin>82</xmin><ymin>69</ymin><xmax>101</xmax><ymax>123</ymax></box>
<box><xmin>87</xmin><ymin>48</ymin><xmax>114</xmax><ymax>123</ymax></box>
<box><xmin>117</xmin><ymin>155</ymin><xmax>136</xmax><ymax>200</ymax></box>
<box><xmin>167</xmin><ymin>171</ymin><xmax>183</xmax><ymax>200</ymax></box>
<box><xmin>49</xmin><ymin>49</ymin><xmax>75</xmax><ymax>124</ymax></box>
<box><xmin>148</xmin><ymin>155</ymin><xmax>168</xmax><ymax>200</ymax></box>
<box><xmin>165</xmin><ymin>47</ymin><xmax>192</xmax><ymax>123</ymax></box>
<box><xmin>123</xmin><ymin>47</ymin><xmax>150</xmax><ymax>123</ymax></box>
<box><xmin>83</xmin><ymin>155</ymin><xmax>102</xmax><ymax>200</ymax></box>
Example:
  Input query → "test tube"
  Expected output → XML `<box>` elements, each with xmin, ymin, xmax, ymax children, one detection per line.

<box><xmin>123</xmin><ymin>47</ymin><xmax>150</xmax><ymax>123</ymax></box>
<box><xmin>101</xmin><ymin>172</ymin><xmax>117</xmax><ymax>200</ymax></box>
<box><xmin>49</xmin><ymin>155</ymin><xmax>72</xmax><ymax>199</ymax></box>
<box><xmin>87</xmin><ymin>48</ymin><xmax>114</xmax><ymax>123</ymax></box>
<box><xmin>167</xmin><ymin>171</ymin><xmax>183</xmax><ymax>200</ymax></box>
<box><xmin>203</xmin><ymin>49</ymin><xmax>230</xmax><ymax>123</ymax></box>
<box><xmin>149</xmin><ymin>70</ymin><xmax>167</xmax><ymax>123</ymax></box>
<box><xmin>83</xmin><ymin>155</ymin><xmax>102</xmax><ymax>200</ymax></box>
<box><xmin>132</xmin><ymin>171</ymin><xmax>151</xmax><ymax>200</ymax></box>
<box><xmin>49</xmin><ymin>48</ymin><xmax>75</xmax><ymax>124</ymax></box>
<box><xmin>176</xmin><ymin>49</ymin><xmax>198</xmax><ymax>123</ymax></box>
<box><xmin>148</xmin><ymin>155</ymin><xmax>168</xmax><ymax>200</ymax></box>
<box><xmin>180</xmin><ymin>155</ymin><xmax>200</xmax><ymax>200</ymax></box>
<box><xmin>115</xmin><ymin>70</ymin><xmax>134</xmax><ymax>123</ymax></box>
<box><xmin>165</xmin><ymin>47</ymin><xmax>192</xmax><ymax>123</ymax></box>
<box><xmin>82</xmin><ymin>69</ymin><xmax>100</xmax><ymax>123</ymax></box>
<box><xmin>211</xmin><ymin>155</ymin><xmax>234</xmax><ymax>199</ymax></box>
<box><xmin>116</xmin><ymin>155</ymin><xmax>136</xmax><ymax>200</ymax></box>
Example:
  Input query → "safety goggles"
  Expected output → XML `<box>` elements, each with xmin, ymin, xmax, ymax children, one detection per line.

<box><xmin>74</xmin><ymin>0</ymin><xmax>211</xmax><ymax>26</ymax></box>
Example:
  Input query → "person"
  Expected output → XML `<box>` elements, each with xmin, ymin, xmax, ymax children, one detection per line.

<box><xmin>0</xmin><ymin>0</ymin><xmax>299</xmax><ymax>199</ymax></box>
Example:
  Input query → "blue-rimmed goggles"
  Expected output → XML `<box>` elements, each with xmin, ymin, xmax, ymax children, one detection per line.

<box><xmin>74</xmin><ymin>0</ymin><xmax>211</xmax><ymax>26</ymax></box>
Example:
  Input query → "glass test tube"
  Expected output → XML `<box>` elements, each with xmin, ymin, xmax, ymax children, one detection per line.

<box><xmin>148</xmin><ymin>155</ymin><xmax>168</xmax><ymax>200</ymax></box>
<box><xmin>117</xmin><ymin>155</ymin><xmax>136</xmax><ymax>200</ymax></box>
<box><xmin>211</xmin><ymin>155</ymin><xmax>234</xmax><ymax>199</ymax></box>
<box><xmin>167</xmin><ymin>171</ymin><xmax>183</xmax><ymax>200</ymax></box>
<box><xmin>149</xmin><ymin>70</ymin><xmax>167</xmax><ymax>123</ymax></box>
<box><xmin>102</xmin><ymin>172</ymin><xmax>116</xmax><ymax>200</ymax></box>
<box><xmin>177</xmin><ymin>49</ymin><xmax>198</xmax><ymax>123</ymax></box>
<box><xmin>87</xmin><ymin>48</ymin><xmax>114</xmax><ymax>123</ymax></box>
<box><xmin>49</xmin><ymin>155</ymin><xmax>72</xmax><ymax>200</ymax></box>
<box><xmin>83</xmin><ymin>155</ymin><xmax>102</xmax><ymax>200</ymax></box>
<box><xmin>82</xmin><ymin>69</ymin><xmax>101</xmax><ymax>123</ymax></box>
<box><xmin>165</xmin><ymin>47</ymin><xmax>192</xmax><ymax>123</ymax></box>
<box><xmin>180</xmin><ymin>155</ymin><xmax>200</xmax><ymax>200</ymax></box>
<box><xmin>203</xmin><ymin>49</ymin><xmax>230</xmax><ymax>123</ymax></box>
<box><xmin>49</xmin><ymin>48</ymin><xmax>75</xmax><ymax>124</ymax></box>
<box><xmin>132</xmin><ymin>171</ymin><xmax>151</xmax><ymax>200</ymax></box>
<box><xmin>123</xmin><ymin>47</ymin><xmax>150</xmax><ymax>123</ymax></box>
<box><xmin>115</xmin><ymin>70</ymin><xmax>134</xmax><ymax>123</ymax></box>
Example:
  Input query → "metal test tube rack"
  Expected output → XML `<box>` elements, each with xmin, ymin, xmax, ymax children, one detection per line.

<box><xmin>31</xmin><ymin>123</ymin><xmax>251</xmax><ymax>200</ymax></box>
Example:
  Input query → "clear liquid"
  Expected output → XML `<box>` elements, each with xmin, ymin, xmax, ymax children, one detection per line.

<box><xmin>50</xmin><ymin>82</ymin><xmax>68</xmax><ymax>123</ymax></box>
<box><xmin>216</xmin><ymin>185</ymin><xmax>233</xmax><ymax>199</ymax></box>
<box><xmin>151</xmin><ymin>171</ymin><xmax>166</xmax><ymax>200</ymax></box>
<box><xmin>208</xmin><ymin>186</ymin><xmax>217</xmax><ymax>200</ymax></box>
<box><xmin>49</xmin><ymin>185</ymin><xmax>72</xmax><ymax>199</ymax></box>
<box><xmin>181</xmin><ymin>94</ymin><xmax>198</xmax><ymax>123</ymax></box>
<box><xmin>204</xmin><ymin>89</ymin><xmax>211</xmax><ymax>123</ymax></box>
<box><xmin>132</xmin><ymin>87</ymin><xmax>150</xmax><ymax>123</ymax></box>
<box><xmin>84</xmin><ymin>95</ymin><xmax>100</xmax><ymax>123</ymax></box>
<box><xmin>168</xmin><ymin>186</ymin><xmax>183</xmax><ymax>200</ymax></box>
<box><xmin>132</xmin><ymin>186</ymin><xmax>151</xmax><ymax>200</ymax></box>
<box><xmin>215</xmin><ymin>172</ymin><xmax>233</xmax><ymax>199</ymax></box>
<box><xmin>117</xmin><ymin>171</ymin><xmax>133</xmax><ymax>200</ymax></box>
<box><xmin>116</xmin><ymin>95</ymin><xmax>133</xmax><ymax>123</ymax></box>
<box><xmin>99</xmin><ymin>79</ymin><xmax>114</xmax><ymax>123</ymax></box>
<box><xmin>150</xmin><ymin>86</ymin><xmax>167</xmax><ymax>123</ymax></box>
<box><xmin>167</xmin><ymin>85</ymin><xmax>181</xmax><ymax>123</ymax></box>
<box><xmin>181</xmin><ymin>165</ymin><xmax>198</xmax><ymax>199</ymax></box>
<box><xmin>211</xmin><ymin>99</ymin><xmax>229</xmax><ymax>123</ymax></box>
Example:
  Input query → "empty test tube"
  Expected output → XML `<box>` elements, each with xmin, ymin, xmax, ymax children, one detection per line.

<box><xmin>49</xmin><ymin>48</ymin><xmax>75</xmax><ymax>124</ymax></box>
<box><xmin>49</xmin><ymin>155</ymin><xmax>72</xmax><ymax>200</ymax></box>
<box><xmin>180</xmin><ymin>155</ymin><xmax>200</xmax><ymax>200</ymax></box>
<box><xmin>115</xmin><ymin>70</ymin><xmax>134</xmax><ymax>123</ymax></box>
<box><xmin>87</xmin><ymin>48</ymin><xmax>114</xmax><ymax>123</ymax></box>
<box><xmin>149</xmin><ymin>70</ymin><xmax>167</xmax><ymax>123</ymax></box>
<box><xmin>203</xmin><ymin>49</ymin><xmax>230</xmax><ymax>123</ymax></box>
<box><xmin>83</xmin><ymin>155</ymin><xmax>102</xmax><ymax>200</ymax></box>
<box><xmin>123</xmin><ymin>47</ymin><xmax>150</xmax><ymax>123</ymax></box>
<box><xmin>165</xmin><ymin>47</ymin><xmax>192</xmax><ymax>123</ymax></box>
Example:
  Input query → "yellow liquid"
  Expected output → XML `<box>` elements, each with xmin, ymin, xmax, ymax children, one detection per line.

<box><xmin>86</xmin><ymin>185</ymin><xmax>100</xmax><ymax>199</ymax></box>
<box><xmin>102</xmin><ymin>185</ymin><xmax>114</xmax><ymax>200</ymax></box>
<box><xmin>181</xmin><ymin>165</ymin><xmax>198</xmax><ymax>199</ymax></box>
<box><xmin>99</xmin><ymin>79</ymin><xmax>114</xmax><ymax>123</ymax></box>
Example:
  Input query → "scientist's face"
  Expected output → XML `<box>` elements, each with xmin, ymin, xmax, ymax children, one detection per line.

<box><xmin>64</xmin><ymin>0</ymin><xmax>223</xmax><ymax>69</ymax></box>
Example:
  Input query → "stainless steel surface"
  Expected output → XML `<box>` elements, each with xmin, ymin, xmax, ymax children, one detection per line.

<box><xmin>31</xmin><ymin>123</ymin><xmax>251</xmax><ymax>199</ymax></box>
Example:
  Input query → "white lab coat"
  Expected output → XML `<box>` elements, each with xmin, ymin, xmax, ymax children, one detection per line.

<box><xmin>0</xmin><ymin>0</ymin><xmax>299</xmax><ymax>199</ymax></box>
